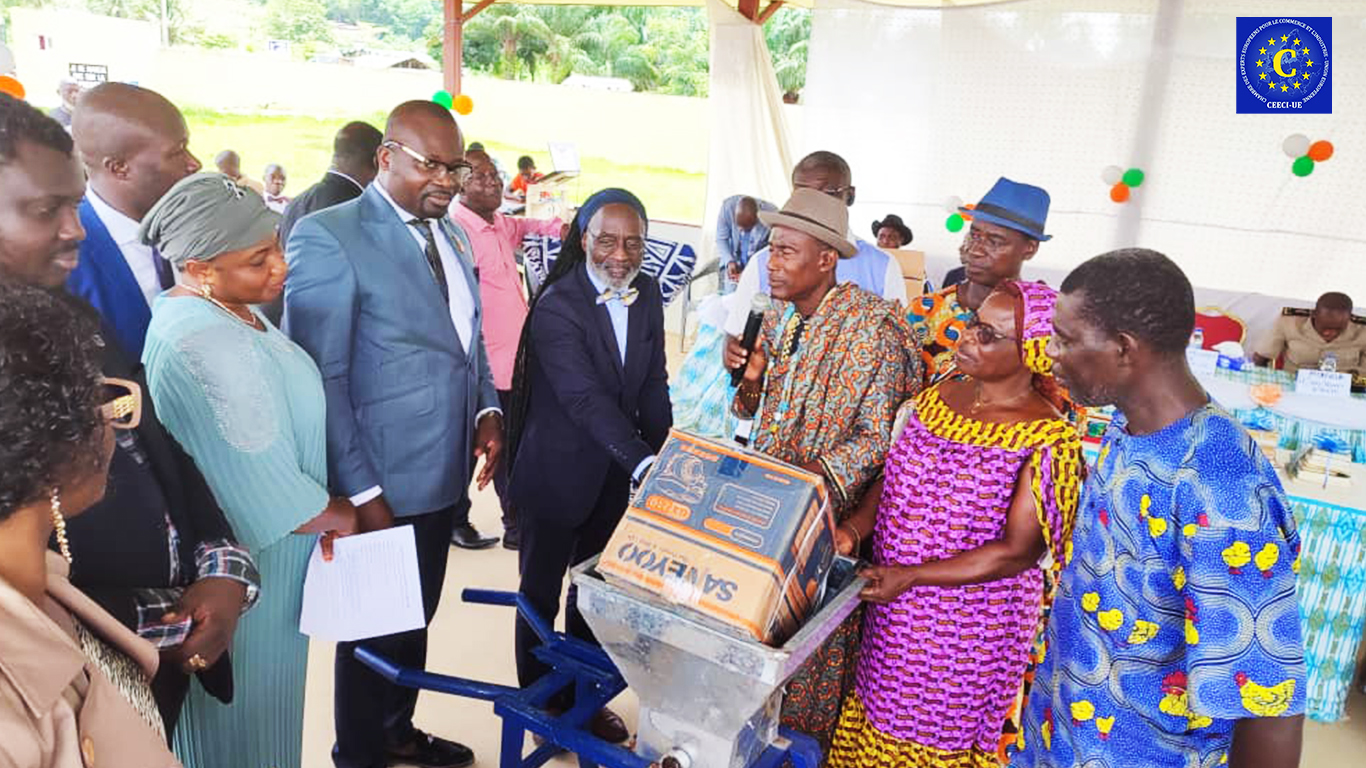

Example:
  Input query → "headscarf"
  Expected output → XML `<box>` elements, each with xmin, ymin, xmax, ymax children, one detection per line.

<box><xmin>575</xmin><ymin>187</ymin><xmax>648</xmax><ymax>232</ymax></box>
<box><xmin>994</xmin><ymin>279</ymin><xmax>1073</xmax><ymax>415</ymax></box>
<box><xmin>138</xmin><ymin>173</ymin><xmax>280</xmax><ymax>267</ymax></box>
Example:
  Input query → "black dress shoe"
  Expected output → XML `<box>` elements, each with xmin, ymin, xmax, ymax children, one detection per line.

<box><xmin>386</xmin><ymin>731</ymin><xmax>474</xmax><ymax>768</ymax></box>
<box><xmin>589</xmin><ymin>707</ymin><xmax>630</xmax><ymax>744</ymax></box>
<box><xmin>450</xmin><ymin>523</ymin><xmax>499</xmax><ymax>550</ymax></box>
<box><xmin>501</xmin><ymin>526</ymin><xmax>521</xmax><ymax>551</ymax></box>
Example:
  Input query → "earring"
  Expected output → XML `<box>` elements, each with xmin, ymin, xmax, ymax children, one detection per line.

<box><xmin>51</xmin><ymin>487</ymin><xmax>71</xmax><ymax>564</ymax></box>
<box><xmin>200</xmin><ymin>282</ymin><xmax>213</xmax><ymax>299</ymax></box>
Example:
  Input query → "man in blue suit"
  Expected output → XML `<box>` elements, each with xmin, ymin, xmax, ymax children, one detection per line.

<box><xmin>285</xmin><ymin>101</ymin><xmax>500</xmax><ymax>768</ymax></box>
<box><xmin>506</xmin><ymin>188</ymin><xmax>672</xmax><ymax>744</ymax></box>
<box><xmin>66</xmin><ymin>83</ymin><xmax>202</xmax><ymax>360</ymax></box>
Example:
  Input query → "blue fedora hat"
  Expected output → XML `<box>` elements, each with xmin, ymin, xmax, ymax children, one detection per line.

<box><xmin>960</xmin><ymin>177</ymin><xmax>1052</xmax><ymax>241</ymax></box>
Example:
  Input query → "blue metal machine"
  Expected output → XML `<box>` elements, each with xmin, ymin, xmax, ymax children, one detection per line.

<box><xmin>354</xmin><ymin>557</ymin><xmax>864</xmax><ymax>768</ymax></box>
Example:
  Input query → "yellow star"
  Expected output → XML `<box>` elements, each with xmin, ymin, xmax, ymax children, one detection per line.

<box><xmin>1294</xmin><ymin>38</ymin><xmax>1301</xmax><ymax>45</ymax></box>
<box><xmin>1281</xmin><ymin>84</ymin><xmax>1289</xmax><ymax>92</ymax></box>
<box><xmin>1293</xmin><ymin>80</ymin><xmax>1301</xmax><ymax>89</ymax></box>
<box><xmin>1302</xmin><ymin>47</ymin><xmax>1310</xmax><ymax>55</ymax></box>
<box><xmin>1259</xmin><ymin>72</ymin><xmax>1267</xmax><ymax>80</ymax></box>
<box><xmin>1306</xmin><ymin>59</ymin><xmax>1314</xmax><ymax>67</ymax></box>
<box><xmin>1259</xmin><ymin>47</ymin><xmax>1267</xmax><ymax>55</ymax></box>
<box><xmin>1256</xmin><ymin>60</ymin><xmax>1263</xmax><ymax>67</ymax></box>
<box><xmin>1268</xmin><ymin>38</ymin><xmax>1276</xmax><ymax>47</ymax></box>
<box><xmin>1281</xmin><ymin>34</ymin><xmax>1289</xmax><ymax>42</ymax></box>
<box><xmin>1268</xmin><ymin>80</ymin><xmax>1277</xmax><ymax>89</ymax></box>
<box><xmin>1304</xmin><ymin>72</ymin><xmax>1312</xmax><ymax>79</ymax></box>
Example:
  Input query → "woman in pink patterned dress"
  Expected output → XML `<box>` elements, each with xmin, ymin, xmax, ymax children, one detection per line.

<box><xmin>828</xmin><ymin>280</ymin><xmax>1083</xmax><ymax>768</ymax></box>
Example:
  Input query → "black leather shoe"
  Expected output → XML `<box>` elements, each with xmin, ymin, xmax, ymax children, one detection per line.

<box><xmin>386</xmin><ymin>731</ymin><xmax>474</xmax><ymax>768</ymax></box>
<box><xmin>450</xmin><ymin>523</ymin><xmax>499</xmax><ymax>550</ymax></box>
<box><xmin>501</xmin><ymin>525</ymin><xmax>521</xmax><ymax>551</ymax></box>
<box><xmin>590</xmin><ymin>707</ymin><xmax>630</xmax><ymax>744</ymax></box>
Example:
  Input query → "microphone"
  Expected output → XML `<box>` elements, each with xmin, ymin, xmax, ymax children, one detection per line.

<box><xmin>731</xmin><ymin>293</ymin><xmax>772</xmax><ymax>386</ymax></box>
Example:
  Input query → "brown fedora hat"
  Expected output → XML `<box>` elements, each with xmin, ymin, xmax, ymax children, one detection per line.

<box><xmin>759</xmin><ymin>188</ymin><xmax>857</xmax><ymax>258</ymax></box>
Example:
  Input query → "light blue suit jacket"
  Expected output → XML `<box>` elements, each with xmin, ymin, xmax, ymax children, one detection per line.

<box><xmin>282</xmin><ymin>184</ymin><xmax>499</xmax><ymax>518</ymax></box>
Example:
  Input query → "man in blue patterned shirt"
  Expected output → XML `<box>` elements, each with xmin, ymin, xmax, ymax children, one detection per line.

<box><xmin>1016</xmin><ymin>248</ymin><xmax>1306</xmax><ymax>768</ymax></box>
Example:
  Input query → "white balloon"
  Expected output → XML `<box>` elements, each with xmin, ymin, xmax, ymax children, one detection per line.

<box><xmin>1101</xmin><ymin>165</ymin><xmax>1124</xmax><ymax>186</ymax></box>
<box><xmin>943</xmin><ymin>196</ymin><xmax>964</xmax><ymax>213</ymax></box>
<box><xmin>1282</xmin><ymin>133</ymin><xmax>1311</xmax><ymax>158</ymax></box>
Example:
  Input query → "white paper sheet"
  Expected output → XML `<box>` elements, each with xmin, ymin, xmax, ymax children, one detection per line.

<box><xmin>299</xmin><ymin>526</ymin><xmax>425</xmax><ymax>642</ymax></box>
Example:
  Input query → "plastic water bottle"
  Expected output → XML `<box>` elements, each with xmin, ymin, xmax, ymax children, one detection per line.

<box><xmin>1189</xmin><ymin>328</ymin><xmax>1204</xmax><ymax>349</ymax></box>
<box><xmin>1320</xmin><ymin>352</ymin><xmax>1338</xmax><ymax>373</ymax></box>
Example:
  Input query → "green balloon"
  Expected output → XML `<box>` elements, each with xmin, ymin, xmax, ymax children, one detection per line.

<box><xmin>1122</xmin><ymin>168</ymin><xmax>1145</xmax><ymax>187</ymax></box>
<box><xmin>433</xmin><ymin>90</ymin><xmax>454</xmax><ymax>109</ymax></box>
<box><xmin>946</xmin><ymin>213</ymin><xmax>965</xmax><ymax>232</ymax></box>
<box><xmin>1292</xmin><ymin>156</ymin><xmax>1315</xmax><ymax>177</ymax></box>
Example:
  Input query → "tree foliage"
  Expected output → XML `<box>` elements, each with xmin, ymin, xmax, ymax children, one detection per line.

<box><xmin>267</xmin><ymin>0</ymin><xmax>333</xmax><ymax>44</ymax></box>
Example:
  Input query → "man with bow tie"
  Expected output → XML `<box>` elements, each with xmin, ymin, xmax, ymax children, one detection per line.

<box><xmin>262</xmin><ymin>163</ymin><xmax>291</xmax><ymax>213</ymax></box>
<box><xmin>505</xmin><ymin>188</ymin><xmax>672</xmax><ymax>745</ymax></box>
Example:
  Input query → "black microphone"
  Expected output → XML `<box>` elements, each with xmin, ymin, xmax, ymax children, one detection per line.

<box><xmin>731</xmin><ymin>293</ymin><xmax>772</xmax><ymax>386</ymax></box>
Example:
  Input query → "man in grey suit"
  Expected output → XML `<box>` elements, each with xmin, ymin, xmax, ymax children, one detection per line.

<box><xmin>284</xmin><ymin>101</ymin><xmax>501</xmax><ymax>768</ymax></box>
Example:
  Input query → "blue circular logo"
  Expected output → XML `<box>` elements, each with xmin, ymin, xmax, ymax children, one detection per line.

<box><xmin>1239</xmin><ymin>18</ymin><xmax>1329</xmax><ymax>106</ymax></box>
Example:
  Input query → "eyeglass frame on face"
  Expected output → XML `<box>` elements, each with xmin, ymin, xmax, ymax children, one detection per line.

<box><xmin>383</xmin><ymin>140</ymin><xmax>473</xmax><ymax>184</ymax></box>
<box><xmin>964</xmin><ymin>312</ymin><xmax>1018</xmax><ymax>346</ymax></box>
<box><xmin>587</xmin><ymin>229</ymin><xmax>648</xmax><ymax>258</ymax></box>
<box><xmin>794</xmin><ymin>180</ymin><xmax>855</xmax><ymax>199</ymax></box>
<box><xmin>100</xmin><ymin>377</ymin><xmax>143</xmax><ymax>430</ymax></box>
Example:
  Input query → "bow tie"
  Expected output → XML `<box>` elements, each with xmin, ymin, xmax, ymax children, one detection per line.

<box><xmin>596</xmin><ymin>287</ymin><xmax>639</xmax><ymax>307</ymax></box>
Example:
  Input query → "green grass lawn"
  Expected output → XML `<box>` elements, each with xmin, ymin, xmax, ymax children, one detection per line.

<box><xmin>182</xmin><ymin>107</ymin><xmax>707</xmax><ymax>223</ymax></box>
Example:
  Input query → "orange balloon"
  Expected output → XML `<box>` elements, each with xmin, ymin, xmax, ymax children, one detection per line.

<box><xmin>452</xmin><ymin>93</ymin><xmax>473</xmax><ymax>116</ymax></box>
<box><xmin>1109</xmin><ymin>183</ymin><xmax>1131</xmax><ymax>203</ymax></box>
<box><xmin>0</xmin><ymin>75</ymin><xmax>26</xmax><ymax>100</ymax></box>
<box><xmin>1308</xmin><ymin>140</ymin><xmax>1334</xmax><ymax>162</ymax></box>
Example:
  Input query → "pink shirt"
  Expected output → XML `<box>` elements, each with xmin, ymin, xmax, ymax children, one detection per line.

<box><xmin>451</xmin><ymin>201</ymin><xmax>563</xmax><ymax>389</ymax></box>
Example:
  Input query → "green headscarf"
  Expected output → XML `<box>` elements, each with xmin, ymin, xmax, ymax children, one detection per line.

<box><xmin>138</xmin><ymin>173</ymin><xmax>280</xmax><ymax>267</ymax></box>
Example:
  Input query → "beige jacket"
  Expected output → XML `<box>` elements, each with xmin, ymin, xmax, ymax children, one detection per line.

<box><xmin>0</xmin><ymin>553</ymin><xmax>180</xmax><ymax>768</ymax></box>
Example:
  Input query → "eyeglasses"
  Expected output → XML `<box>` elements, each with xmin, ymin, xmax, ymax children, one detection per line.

<box><xmin>384</xmin><ymin>141</ymin><xmax>473</xmax><ymax>184</ymax></box>
<box><xmin>964</xmin><ymin>313</ymin><xmax>1017</xmax><ymax>346</ymax></box>
<box><xmin>590</xmin><ymin>234</ymin><xmax>647</xmax><ymax>257</ymax></box>
<box><xmin>794</xmin><ymin>181</ymin><xmax>854</xmax><ymax>198</ymax></box>
<box><xmin>100</xmin><ymin>377</ymin><xmax>142</xmax><ymax>430</ymax></box>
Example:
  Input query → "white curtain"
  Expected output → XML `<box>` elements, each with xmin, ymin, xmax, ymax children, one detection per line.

<box><xmin>803</xmin><ymin>0</ymin><xmax>1366</xmax><ymax>302</ymax></box>
<box><xmin>703</xmin><ymin>0</ymin><xmax>795</xmax><ymax>269</ymax></box>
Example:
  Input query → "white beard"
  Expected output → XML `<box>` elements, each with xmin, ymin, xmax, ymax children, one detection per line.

<box><xmin>590</xmin><ymin>260</ymin><xmax>641</xmax><ymax>292</ymax></box>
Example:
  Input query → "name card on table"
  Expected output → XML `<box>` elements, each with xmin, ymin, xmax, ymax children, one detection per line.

<box><xmin>1186</xmin><ymin>348</ymin><xmax>1220</xmax><ymax>377</ymax></box>
<box><xmin>1296</xmin><ymin>368</ymin><xmax>1353</xmax><ymax>399</ymax></box>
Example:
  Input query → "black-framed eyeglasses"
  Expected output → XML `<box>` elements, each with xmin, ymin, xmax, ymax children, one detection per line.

<box><xmin>964</xmin><ymin>313</ymin><xmax>1017</xmax><ymax>346</ymax></box>
<box><xmin>794</xmin><ymin>181</ymin><xmax>854</xmax><ymax>198</ymax></box>
<box><xmin>384</xmin><ymin>141</ymin><xmax>472</xmax><ymax>184</ymax></box>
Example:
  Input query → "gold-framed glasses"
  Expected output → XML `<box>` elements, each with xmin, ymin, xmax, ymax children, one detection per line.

<box><xmin>383</xmin><ymin>141</ymin><xmax>473</xmax><ymax>184</ymax></box>
<box><xmin>100</xmin><ymin>377</ymin><xmax>143</xmax><ymax>430</ymax></box>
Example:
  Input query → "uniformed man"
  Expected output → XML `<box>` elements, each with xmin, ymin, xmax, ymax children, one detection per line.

<box><xmin>1253</xmin><ymin>292</ymin><xmax>1366</xmax><ymax>376</ymax></box>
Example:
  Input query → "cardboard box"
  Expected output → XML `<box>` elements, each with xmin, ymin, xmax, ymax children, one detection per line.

<box><xmin>888</xmin><ymin>248</ymin><xmax>926</xmax><ymax>301</ymax></box>
<box><xmin>599</xmin><ymin>430</ymin><xmax>836</xmax><ymax>646</ymax></box>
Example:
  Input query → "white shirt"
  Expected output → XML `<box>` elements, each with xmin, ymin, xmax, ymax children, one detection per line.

<box><xmin>723</xmin><ymin>230</ymin><xmax>907</xmax><ymax>337</ymax></box>
<box><xmin>350</xmin><ymin>183</ymin><xmax>499</xmax><ymax>509</ymax></box>
<box><xmin>86</xmin><ymin>190</ymin><xmax>165</xmax><ymax>307</ymax></box>
<box><xmin>583</xmin><ymin>262</ymin><xmax>630</xmax><ymax>367</ymax></box>
<box><xmin>373</xmin><ymin>181</ymin><xmax>478</xmax><ymax>354</ymax></box>
<box><xmin>263</xmin><ymin>193</ymin><xmax>290</xmax><ymax>213</ymax></box>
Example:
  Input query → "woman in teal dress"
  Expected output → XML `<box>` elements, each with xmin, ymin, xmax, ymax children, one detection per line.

<box><xmin>139</xmin><ymin>173</ymin><xmax>358</xmax><ymax>768</ymax></box>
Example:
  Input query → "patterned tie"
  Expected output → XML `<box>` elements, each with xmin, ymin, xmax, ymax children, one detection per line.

<box><xmin>407</xmin><ymin>219</ymin><xmax>450</xmax><ymax>304</ymax></box>
<box><xmin>153</xmin><ymin>247</ymin><xmax>175</xmax><ymax>290</ymax></box>
<box><xmin>596</xmin><ymin>287</ymin><xmax>639</xmax><ymax>307</ymax></box>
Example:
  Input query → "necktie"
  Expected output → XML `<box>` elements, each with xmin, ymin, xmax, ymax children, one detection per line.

<box><xmin>407</xmin><ymin>219</ymin><xmax>450</xmax><ymax>304</ymax></box>
<box><xmin>596</xmin><ymin>287</ymin><xmax>639</xmax><ymax>307</ymax></box>
<box><xmin>152</xmin><ymin>247</ymin><xmax>175</xmax><ymax>290</ymax></box>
